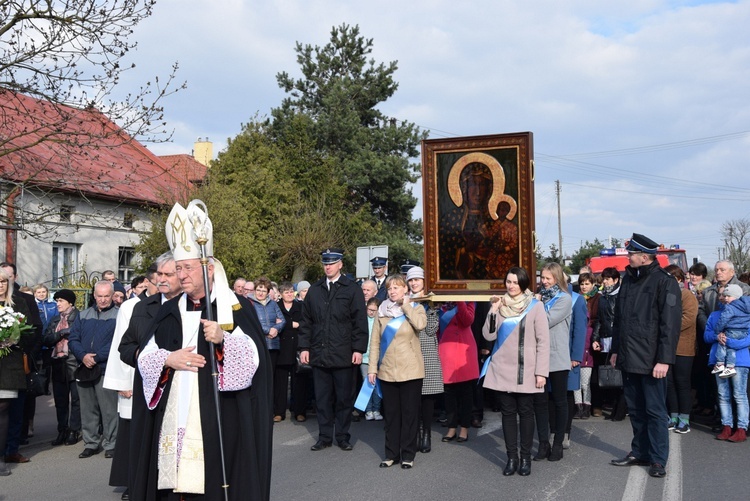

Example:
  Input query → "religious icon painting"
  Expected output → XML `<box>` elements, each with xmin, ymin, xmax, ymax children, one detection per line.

<box><xmin>421</xmin><ymin>132</ymin><xmax>535</xmax><ymax>297</ymax></box>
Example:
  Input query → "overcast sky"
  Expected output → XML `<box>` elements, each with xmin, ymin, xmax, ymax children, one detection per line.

<box><xmin>123</xmin><ymin>0</ymin><xmax>750</xmax><ymax>267</ymax></box>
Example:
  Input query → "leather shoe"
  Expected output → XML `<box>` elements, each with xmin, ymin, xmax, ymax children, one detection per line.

<box><xmin>79</xmin><ymin>447</ymin><xmax>101</xmax><ymax>458</ymax></box>
<box><xmin>4</xmin><ymin>453</ymin><xmax>30</xmax><ymax>463</ymax></box>
<box><xmin>456</xmin><ymin>435</ymin><xmax>469</xmax><ymax>443</ymax></box>
<box><xmin>121</xmin><ymin>489</ymin><xmax>130</xmax><ymax>500</ymax></box>
<box><xmin>518</xmin><ymin>458</ymin><xmax>531</xmax><ymax>476</ymax></box>
<box><xmin>310</xmin><ymin>440</ymin><xmax>332</xmax><ymax>451</ymax></box>
<box><xmin>611</xmin><ymin>453</ymin><xmax>649</xmax><ymax>467</ymax></box>
<box><xmin>338</xmin><ymin>440</ymin><xmax>353</xmax><ymax>451</ymax></box>
<box><xmin>104</xmin><ymin>449</ymin><xmax>115</xmax><ymax>459</ymax></box>
<box><xmin>442</xmin><ymin>434</ymin><xmax>456</xmax><ymax>442</ymax></box>
<box><xmin>471</xmin><ymin>419</ymin><xmax>483</xmax><ymax>428</ymax></box>
<box><xmin>648</xmin><ymin>463</ymin><xmax>666</xmax><ymax>478</ymax></box>
<box><xmin>503</xmin><ymin>457</ymin><xmax>518</xmax><ymax>476</ymax></box>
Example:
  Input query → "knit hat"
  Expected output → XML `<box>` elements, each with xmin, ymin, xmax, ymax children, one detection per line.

<box><xmin>296</xmin><ymin>280</ymin><xmax>311</xmax><ymax>292</ymax></box>
<box><xmin>406</xmin><ymin>266</ymin><xmax>425</xmax><ymax>282</ymax></box>
<box><xmin>722</xmin><ymin>284</ymin><xmax>743</xmax><ymax>299</ymax></box>
<box><xmin>54</xmin><ymin>289</ymin><xmax>77</xmax><ymax>305</ymax></box>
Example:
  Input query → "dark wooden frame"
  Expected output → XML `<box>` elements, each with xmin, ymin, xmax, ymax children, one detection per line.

<box><xmin>421</xmin><ymin>132</ymin><xmax>535</xmax><ymax>297</ymax></box>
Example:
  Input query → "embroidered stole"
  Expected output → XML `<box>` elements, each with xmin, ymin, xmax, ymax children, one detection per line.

<box><xmin>157</xmin><ymin>297</ymin><xmax>206</xmax><ymax>494</ymax></box>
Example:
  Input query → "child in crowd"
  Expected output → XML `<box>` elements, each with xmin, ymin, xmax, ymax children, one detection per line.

<box><xmin>362</xmin><ymin>297</ymin><xmax>383</xmax><ymax>420</ymax></box>
<box><xmin>713</xmin><ymin>284</ymin><xmax>750</xmax><ymax>378</ymax></box>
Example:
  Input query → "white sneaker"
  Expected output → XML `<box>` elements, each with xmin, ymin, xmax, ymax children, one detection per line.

<box><xmin>562</xmin><ymin>433</ymin><xmax>571</xmax><ymax>450</ymax></box>
<box><xmin>365</xmin><ymin>411</ymin><xmax>375</xmax><ymax>421</ymax></box>
<box><xmin>720</xmin><ymin>367</ymin><xmax>737</xmax><ymax>378</ymax></box>
<box><xmin>712</xmin><ymin>365</ymin><xmax>725</xmax><ymax>375</ymax></box>
<box><xmin>373</xmin><ymin>411</ymin><xmax>384</xmax><ymax>421</ymax></box>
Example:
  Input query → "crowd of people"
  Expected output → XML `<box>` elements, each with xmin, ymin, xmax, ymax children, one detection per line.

<box><xmin>2</xmin><ymin>227</ymin><xmax>750</xmax><ymax>495</ymax></box>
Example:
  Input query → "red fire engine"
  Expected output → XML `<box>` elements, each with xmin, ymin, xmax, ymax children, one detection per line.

<box><xmin>586</xmin><ymin>245</ymin><xmax>688</xmax><ymax>274</ymax></box>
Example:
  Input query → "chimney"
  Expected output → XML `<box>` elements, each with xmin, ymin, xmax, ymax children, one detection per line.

<box><xmin>193</xmin><ymin>138</ymin><xmax>213</xmax><ymax>167</ymax></box>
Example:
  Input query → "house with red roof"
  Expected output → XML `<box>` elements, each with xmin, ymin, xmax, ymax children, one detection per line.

<box><xmin>0</xmin><ymin>90</ymin><xmax>208</xmax><ymax>286</ymax></box>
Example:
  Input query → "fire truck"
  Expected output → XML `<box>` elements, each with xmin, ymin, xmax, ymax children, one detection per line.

<box><xmin>586</xmin><ymin>245</ymin><xmax>688</xmax><ymax>274</ymax></box>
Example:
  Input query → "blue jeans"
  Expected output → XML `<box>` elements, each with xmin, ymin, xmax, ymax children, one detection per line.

<box><xmin>360</xmin><ymin>363</ymin><xmax>382</xmax><ymax>413</ymax></box>
<box><xmin>715</xmin><ymin>329</ymin><xmax>746</xmax><ymax>367</ymax></box>
<box><xmin>717</xmin><ymin>366</ymin><xmax>749</xmax><ymax>430</ymax></box>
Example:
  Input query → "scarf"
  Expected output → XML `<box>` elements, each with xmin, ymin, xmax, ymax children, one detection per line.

<box><xmin>602</xmin><ymin>283</ymin><xmax>620</xmax><ymax>296</ymax></box>
<box><xmin>498</xmin><ymin>290</ymin><xmax>534</xmax><ymax>318</ymax></box>
<box><xmin>540</xmin><ymin>284</ymin><xmax>561</xmax><ymax>303</ymax></box>
<box><xmin>582</xmin><ymin>288</ymin><xmax>598</xmax><ymax>299</ymax></box>
<box><xmin>378</xmin><ymin>299</ymin><xmax>405</xmax><ymax>318</ymax></box>
<box><xmin>52</xmin><ymin>310</ymin><xmax>71</xmax><ymax>359</ymax></box>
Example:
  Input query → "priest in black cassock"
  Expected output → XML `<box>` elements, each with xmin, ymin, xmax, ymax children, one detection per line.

<box><xmin>133</xmin><ymin>201</ymin><xmax>272</xmax><ymax>501</ymax></box>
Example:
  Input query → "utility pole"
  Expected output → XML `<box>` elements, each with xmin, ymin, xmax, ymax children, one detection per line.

<box><xmin>556</xmin><ymin>180</ymin><xmax>563</xmax><ymax>263</ymax></box>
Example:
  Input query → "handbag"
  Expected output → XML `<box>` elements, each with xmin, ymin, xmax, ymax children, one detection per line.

<box><xmin>295</xmin><ymin>352</ymin><xmax>312</xmax><ymax>374</ymax></box>
<box><xmin>25</xmin><ymin>355</ymin><xmax>47</xmax><ymax>397</ymax></box>
<box><xmin>598</xmin><ymin>355</ymin><xmax>623</xmax><ymax>388</ymax></box>
<box><xmin>74</xmin><ymin>363</ymin><xmax>102</xmax><ymax>383</ymax></box>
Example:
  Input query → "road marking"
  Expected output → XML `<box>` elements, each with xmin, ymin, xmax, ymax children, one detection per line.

<box><xmin>620</xmin><ymin>429</ymin><xmax>682</xmax><ymax>501</ymax></box>
<box><xmin>621</xmin><ymin>463</ymin><xmax>648</xmax><ymax>501</ymax></box>
<box><xmin>282</xmin><ymin>434</ymin><xmax>315</xmax><ymax>446</ymax></box>
<box><xmin>663</xmin><ymin>432</ymin><xmax>682</xmax><ymax>500</ymax></box>
<box><xmin>477</xmin><ymin>416</ymin><xmax>503</xmax><ymax>437</ymax></box>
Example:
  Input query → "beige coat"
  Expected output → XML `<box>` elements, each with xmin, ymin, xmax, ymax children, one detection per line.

<box><xmin>481</xmin><ymin>301</ymin><xmax>550</xmax><ymax>394</ymax></box>
<box><xmin>368</xmin><ymin>301</ymin><xmax>427</xmax><ymax>382</ymax></box>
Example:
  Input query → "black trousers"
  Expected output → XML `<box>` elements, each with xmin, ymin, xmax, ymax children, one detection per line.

<box><xmin>624</xmin><ymin>372</ymin><xmax>669</xmax><ymax>465</ymax></box>
<box><xmin>109</xmin><ymin>417</ymin><xmax>130</xmax><ymax>487</ymax></box>
<box><xmin>381</xmin><ymin>379</ymin><xmax>423</xmax><ymax>462</ymax></box>
<box><xmin>312</xmin><ymin>366</ymin><xmax>355</xmax><ymax>444</ymax></box>
<box><xmin>444</xmin><ymin>380</ymin><xmax>475</xmax><ymax>429</ymax></box>
<box><xmin>499</xmin><ymin>392</ymin><xmax>535</xmax><ymax>459</ymax></box>
<box><xmin>534</xmin><ymin>370</ymin><xmax>569</xmax><ymax>445</ymax></box>
<box><xmin>291</xmin><ymin>370</ymin><xmax>312</xmax><ymax>417</ymax></box>
<box><xmin>667</xmin><ymin>355</ymin><xmax>694</xmax><ymax>416</ymax></box>
<box><xmin>273</xmin><ymin>364</ymin><xmax>294</xmax><ymax>417</ymax></box>
<box><xmin>420</xmin><ymin>394</ymin><xmax>438</xmax><ymax>435</ymax></box>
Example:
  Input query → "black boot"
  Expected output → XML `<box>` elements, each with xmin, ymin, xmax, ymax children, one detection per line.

<box><xmin>418</xmin><ymin>422</ymin><xmax>424</xmax><ymax>451</ymax></box>
<box><xmin>503</xmin><ymin>457</ymin><xmax>518</xmax><ymax>476</ymax></box>
<box><xmin>582</xmin><ymin>404</ymin><xmax>591</xmax><ymax>420</ymax></box>
<box><xmin>421</xmin><ymin>430</ymin><xmax>432</xmax><ymax>453</ymax></box>
<box><xmin>51</xmin><ymin>429</ymin><xmax>67</xmax><ymax>446</ymax></box>
<box><xmin>533</xmin><ymin>441</ymin><xmax>550</xmax><ymax>461</ymax></box>
<box><xmin>64</xmin><ymin>430</ymin><xmax>80</xmax><ymax>446</ymax></box>
<box><xmin>573</xmin><ymin>404</ymin><xmax>583</xmax><ymax>420</ymax></box>
<box><xmin>518</xmin><ymin>458</ymin><xmax>532</xmax><ymax>476</ymax></box>
<box><xmin>548</xmin><ymin>443</ymin><xmax>564</xmax><ymax>461</ymax></box>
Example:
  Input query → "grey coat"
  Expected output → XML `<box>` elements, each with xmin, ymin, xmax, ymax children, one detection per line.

<box><xmin>544</xmin><ymin>293</ymin><xmax>572</xmax><ymax>372</ymax></box>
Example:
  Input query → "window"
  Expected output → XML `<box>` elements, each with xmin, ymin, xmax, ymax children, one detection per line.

<box><xmin>59</xmin><ymin>205</ymin><xmax>74</xmax><ymax>222</ymax></box>
<box><xmin>52</xmin><ymin>243</ymin><xmax>78</xmax><ymax>284</ymax></box>
<box><xmin>123</xmin><ymin>211</ymin><xmax>136</xmax><ymax>229</ymax></box>
<box><xmin>118</xmin><ymin>247</ymin><xmax>136</xmax><ymax>283</ymax></box>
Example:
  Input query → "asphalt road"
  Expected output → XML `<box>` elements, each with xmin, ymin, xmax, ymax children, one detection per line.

<box><xmin>3</xmin><ymin>395</ymin><xmax>748</xmax><ymax>500</ymax></box>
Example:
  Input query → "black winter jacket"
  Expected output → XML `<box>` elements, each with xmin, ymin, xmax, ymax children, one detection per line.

<box><xmin>298</xmin><ymin>274</ymin><xmax>368</xmax><ymax>368</ymax></box>
<box><xmin>612</xmin><ymin>260</ymin><xmax>682</xmax><ymax>375</ymax></box>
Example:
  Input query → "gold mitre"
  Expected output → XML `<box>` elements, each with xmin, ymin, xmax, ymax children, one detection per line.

<box><xmin>165</xmin><ymin>200</ymin><xmax>214</xmax><ymax>261</ymax></box>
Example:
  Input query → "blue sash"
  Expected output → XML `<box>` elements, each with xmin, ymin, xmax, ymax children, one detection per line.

<box><xmin>354</xmin><ymin>314</ymin><xmax>405</xmax><ymax>411</ymax></box>
<box><xmin>479</xmin><ymin>299</ymin><xmax>538</xmax><ymax>380</ymax></box>
<box><xmin>439</xmin><ymin>306</ymin><xmax>457</xmax><ymax>336</ymax></box>
<box><xmin>543</xmin><ymin>292</ymin><xmax>564</xmax><ymax>312</ymax></box>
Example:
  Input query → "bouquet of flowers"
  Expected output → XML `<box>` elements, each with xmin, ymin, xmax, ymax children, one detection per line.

<box><xmin>0</xmin><ymin>305</ymin><xmax>34</xmax><ymax>358</ymax></box>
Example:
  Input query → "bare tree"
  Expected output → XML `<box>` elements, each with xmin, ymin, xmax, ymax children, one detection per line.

<box><xmin>1</xmin><ymin>0</ymin><xmax>182</xmax><ymax>146</ymax></box>
<box><xmin>721</xmin><ymin>218</ymin><xmax>750</xmax><ymax>272</ymax></box>
<box><xmin>1</xmin><ymin>1</ymin><xmax>185</xmax><ymax>240</ymax></box>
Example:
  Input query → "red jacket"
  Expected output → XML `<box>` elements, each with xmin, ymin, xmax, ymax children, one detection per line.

<box><xmin>439</xmin><ymin>302</ymin><xmax>479</xmax><ymax>383</ymax></box>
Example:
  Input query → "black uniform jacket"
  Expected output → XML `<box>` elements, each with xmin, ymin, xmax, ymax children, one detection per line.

<box><xmin>612</xmin><ymin>260</ymin><xmax>682</xmax><ymax>375</ymax></box>
<box><xmin>298</xmin><ymin>274</ymin><xmax>368</xmax><ymax>368</ymax></box>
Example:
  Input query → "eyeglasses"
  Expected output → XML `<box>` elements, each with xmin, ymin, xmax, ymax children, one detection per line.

<box><xmin>0</xmin><ymin>280</ymin><xmax>8</xmax><ymax>285</ymax></box>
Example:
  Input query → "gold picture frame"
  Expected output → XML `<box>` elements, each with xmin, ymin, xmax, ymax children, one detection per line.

<box><xmin>421</xmin><ymin>132</ymin><xmax>535</xmax><ymax>298</ymax></box>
